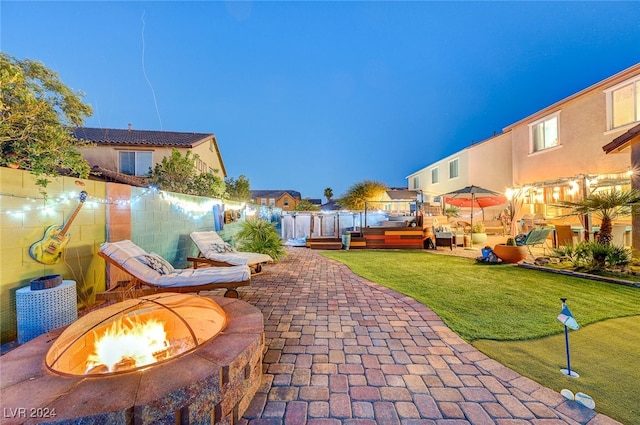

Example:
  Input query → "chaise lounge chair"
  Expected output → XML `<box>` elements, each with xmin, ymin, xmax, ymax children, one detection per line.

<box><xmin>98</xmin><ymin>239</ymin><xmax>251</xmax><ymax>299</ymax></box>
<box><xmin>188</xmin><ymin>231</ymin><xmax>273</xmax><ymax>274</ymax></box>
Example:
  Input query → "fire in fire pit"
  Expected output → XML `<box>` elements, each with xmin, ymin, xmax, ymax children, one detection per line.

<box><xmin>46</xmin><ymin>293</ymin><xmax>227</xmax><ymax>376</ymax></box>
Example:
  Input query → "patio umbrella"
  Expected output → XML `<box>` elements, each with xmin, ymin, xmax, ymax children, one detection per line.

<box><xmin>444</xmin><ymin>185</ymin><xmax>507</xmax><ymax>248</ymax></box>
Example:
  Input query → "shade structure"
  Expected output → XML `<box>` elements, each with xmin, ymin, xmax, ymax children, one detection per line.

<box><xmin>444</xmin><ymin>196</ymin><xmax>507</xmax><ymax>209</ymax></box>
<box><xmin>444</xmin><ymin>185</ymin><xmax>507</xmax><ymax>248</ymax></box>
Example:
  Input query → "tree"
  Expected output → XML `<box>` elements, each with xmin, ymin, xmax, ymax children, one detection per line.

<box><xmin>555</xmin><ymin>188</ymin><xmax>640</xmax><ymax>245</ymax></box>
<box><xmin>336</xmin><ymin>180</ymin><xmax>388</xmax><ymax>210</ymax></box>
<box><xmin>324</xmin><ymin>187</ymin><xmax>333</xmax><ymax>202</ymax></box>
<box><xmin>294</xmin><ymin>198</ymin><xmax>321</xmax><ymax>211</ymax></box>
<box><xmin>149</xmin><ymin>149</ymin><xmax>226</xmax><ymax>198</ymax></box>
<box><xmin>225</xmin><ymin>175</ymin><xmax>251</xmax><ymax>202</ymax></box>
<box><xmin>0</xmin><ymin>53</ymin><xmax>93</xmax><ymax>189</ymax></box>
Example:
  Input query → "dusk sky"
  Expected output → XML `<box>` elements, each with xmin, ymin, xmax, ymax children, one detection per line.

<box><xmin>2</xmin><ymin>1</ymin><xmax>639</xmax><ymax>200</ymax></box>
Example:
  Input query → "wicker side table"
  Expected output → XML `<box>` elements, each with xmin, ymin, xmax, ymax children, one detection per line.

<box><xmin>16</xmin><ymin>280</ymin><xmax>77</xmax><ymax>344</ymax></box>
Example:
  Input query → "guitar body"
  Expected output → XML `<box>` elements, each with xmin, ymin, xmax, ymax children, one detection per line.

<box><xmin>29</xmin><ymin>191</ymin><xmax>87</xmax><ymax>265</ymax></box>
<box><xmin>29</xmin><ymin>225</ymin><xmax>70</xmax><ymax>265</ymax></box>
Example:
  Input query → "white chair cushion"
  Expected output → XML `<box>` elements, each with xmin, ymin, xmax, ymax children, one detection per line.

<box><xmin>100</xmin><ymin>240</ymin><xmax>250</xmax><ymax>287</ymax></box>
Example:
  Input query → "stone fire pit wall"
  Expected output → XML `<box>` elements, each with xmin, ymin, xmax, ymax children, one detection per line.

<box><xmin>0</xmin><ymin>296</ymin><xmax>264</xmax><ymax>425</ymax></box>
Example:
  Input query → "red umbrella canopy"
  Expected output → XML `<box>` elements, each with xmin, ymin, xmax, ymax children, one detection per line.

<box><xmin>444</xmin><ymin>196</ymin><xmax>507</xmax><ymax>209</ymax></box>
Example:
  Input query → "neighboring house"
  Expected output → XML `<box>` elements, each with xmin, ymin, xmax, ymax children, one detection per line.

<box><xmin>308</xmin><ymin>198</ymin><xmax>323</xmax><ymax>207</ymax></box>
<box><xmin>408</xmin><ymin>62</ymin><xmax>640</xmax><ymax>226</ymax></box>
<box><xmin>74</xmin><ymin>126</ymin><xmax>227</xmax><ymax>184</ymax></box>
<box><xmin>321</xmin><ymin>200</ymin><xmax>341</xmax><ymax>211</ymax></box>
<box><xmin>406</xmin><ymin>132</ymin><xmax>512</xmax><ymax>212</ymax></box>
<box><xmin>251</xmin><ymin>190</ymin><xmax>301</xmax><ymax>211</ymax></box>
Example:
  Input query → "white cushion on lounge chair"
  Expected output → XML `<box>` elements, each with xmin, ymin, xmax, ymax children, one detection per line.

<box><xmin>190</xmin><ymin>231</ymin><xmax>273</xmax><ymax>266</ymax></box>
<box><xmin>100</xmin><ymin>240</ymin><xmax>251</xmax><ymax>287</ymax></box>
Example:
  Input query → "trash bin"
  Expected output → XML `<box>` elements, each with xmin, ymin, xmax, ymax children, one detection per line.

<box><xmin>342</xmin><ymin>234</ymin><xmax>351</xmax><ymax>250</ymax></box>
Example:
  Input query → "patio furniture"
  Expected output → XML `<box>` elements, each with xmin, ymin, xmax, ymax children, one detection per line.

<box><xmin>554</xmin><ymin>224</ymin><xmax>575</xmax><ymax>247</ymax></box>
<box><xmin>98</xmin><ymin>240</ymin><xmax>251</xmax><ymax>299</ymax></box>
<box><xmin>188</xmin><ymin>231</ymin><xmax>273</xmax><ymax>274</ymax></box>
<box><xmin>517</xmin><ymin>226</ymin><xmax>554</xmax><ymax>257</ymax></box>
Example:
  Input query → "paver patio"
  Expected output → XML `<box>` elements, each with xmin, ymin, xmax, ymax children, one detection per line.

<box><xmin>203</xmin><ymin>246</ymin><xmax>620</xmax><ymax>425</ymax></box>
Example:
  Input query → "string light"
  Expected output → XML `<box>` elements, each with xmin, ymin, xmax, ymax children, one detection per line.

<box><xmin>0</xmin><ymin>186</ymin><xmax>237</xmax><ymax>221</ymax></box>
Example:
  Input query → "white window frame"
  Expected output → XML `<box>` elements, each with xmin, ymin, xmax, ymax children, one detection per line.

<box><xmin>119</xmin><ymin>150</ymin><xmax>152</xmax><ymax>176</ymax></box>
<box><xmin>448</xmin><ymin>159</ymin><xmax>459</xmax><ymax>179</ymax></box>
<box><xmin>529</xmin><ymin>112</ymin><xmax>560</xmax><ymax>153</ymax></box>
<box><xmin>412</xmin><ymin>176</ymin><xmax>420</xmax><ymax>189</ymax></box>
<box><xmin>605</xmin><ymin>76</ymin><xmax>640</xmax><ymax>130</ymax></box>
<box><xmin>260</xmin><ymin>199</ymin><xmax>266</xmax><ymax>206</ymax></box>
<box><xmin>269</xmin><ymin>198</ymin><xmax>275</xmax><ymax>207</ymax></box>
<box><xmin>431</xmin><ymin>167</ymin><xmax>439</xmax><ymax>184</ymax></box>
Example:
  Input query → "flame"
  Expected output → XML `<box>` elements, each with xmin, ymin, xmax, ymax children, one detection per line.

<box><xmin>85</xmin><ymin>317</ymin><xmax>170</xmax><ymax>374</ymax></box>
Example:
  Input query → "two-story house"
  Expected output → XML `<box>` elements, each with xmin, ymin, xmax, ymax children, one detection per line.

<box><xmin>251</xmin><ymin>190</ymin><xmax>302</xmax><ymax>211</ymax></box>
<box><xmin>408</xmin><ymin>63</ymin><xmax>640</xmax><ymax>231</ymax></box>
<box><xmin>74</xmin><ymin>126</ymin><xmax>227</xmax><ymax>185</ymax></box>
<box><xmin>406</xmin><ymin>131</ymin><xmax>512</xmax><ymax>214</ymax></box>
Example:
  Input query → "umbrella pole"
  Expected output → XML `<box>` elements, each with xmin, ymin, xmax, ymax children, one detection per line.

<box><xmin>469</xmin><ymin>194</ymin><xmax>474</xmax><ymax>249</ymax></box>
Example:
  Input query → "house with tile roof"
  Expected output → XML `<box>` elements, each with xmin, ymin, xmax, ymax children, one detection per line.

<box><xmin>250</xmin><ymin>190</ymin><xmax>301</xmax><ymax>211</ymax></box>
<box><xmin>74</xmin><ymin>126</ymin><xmax>226</xmax><ymax>185</ymax></box>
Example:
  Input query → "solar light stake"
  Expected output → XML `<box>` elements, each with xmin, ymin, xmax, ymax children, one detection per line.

<box><xmin>558</xmin><ymin>298</ymin><xmax>580</xmax><ymax>378</ymax></box>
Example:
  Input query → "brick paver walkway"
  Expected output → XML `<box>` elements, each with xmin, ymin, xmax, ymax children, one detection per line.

<box><xmin>214</xmin><ymin>247</ymin><xmax>618</xmax><ymax>425</ymax></box>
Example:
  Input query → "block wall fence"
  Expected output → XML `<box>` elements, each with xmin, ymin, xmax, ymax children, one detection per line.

<box><xmin>0</xmin><ymin>167</ymin><xmax>237</xmax><ymax>344</ymax></box>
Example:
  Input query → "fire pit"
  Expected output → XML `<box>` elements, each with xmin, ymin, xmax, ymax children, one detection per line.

<box><xmin>46</xmin><ymin>293</ymin><xmax>226</xmax><ymax>376</ymax></box>
<box><xmin>1</xmin><ymin>294</ymin><xmax>264</xmax><ymax>425</ymax></box>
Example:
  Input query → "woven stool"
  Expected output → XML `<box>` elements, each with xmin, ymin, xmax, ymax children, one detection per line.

<box><xmin>16</xmin><ymin>280</ymin><xmax>77</xmax><ymax>344</ymax></box>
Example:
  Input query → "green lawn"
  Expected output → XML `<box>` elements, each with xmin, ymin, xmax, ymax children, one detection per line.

<box><xmin>321</xmin><ymin>250</ymin><xmax>640</xmax><ymax>425</ymax></box>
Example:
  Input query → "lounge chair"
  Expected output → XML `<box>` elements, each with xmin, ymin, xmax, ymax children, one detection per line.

<box><xmin>517</xmin><ymin>226</ymin><xmax>553</xmax><ymax>257</ymax></box>
<box><xmin>98</xmin><ymin>240</ymin><xmax>251</xmax><ymax>299</ymax></box>
<box><xmin>188</xmin><ymin>231</ymin><xmax>273</xmax><ymax>274</ymax></box>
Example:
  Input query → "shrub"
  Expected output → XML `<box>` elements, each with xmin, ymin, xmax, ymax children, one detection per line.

<box><xmin>551</xmin><ymin>241</ymin><xmax>631</xmax><ymax>271</ymax></box>
<box><xmin>235</xmin><ymin>219</ymin><xmax>286</xmax><ymax>261</ymax></box>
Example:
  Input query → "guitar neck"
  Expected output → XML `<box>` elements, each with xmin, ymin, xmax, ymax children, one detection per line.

<box><xmin>58</xmin><ymin>192</ymin><xmax>87</xmax><ymax>237</ymax></box>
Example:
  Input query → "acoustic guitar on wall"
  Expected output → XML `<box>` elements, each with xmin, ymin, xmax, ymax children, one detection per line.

<box><xmin>29</xmin><ymin>191</ymin><xmax>88</xmax><ymax>265</ymax></box>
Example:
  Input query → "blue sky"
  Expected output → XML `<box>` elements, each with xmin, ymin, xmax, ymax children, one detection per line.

<box><xmin>2</xmin><ymin>1</ymin><xmax>639</xmax><ymax>200</ymax></box>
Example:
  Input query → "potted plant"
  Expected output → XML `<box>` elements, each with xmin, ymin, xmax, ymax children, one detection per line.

<box><xmin>471</xmin><ymin>222</ymin><xmax>487</xmax><ymax>244</ymax></box>
<box><xmin>493</xmin><ymin>237</ymin><xmax>528</xmax><ymax>263</ymax></box>
<box><xmin>445</xmin><ymin>206</ymin><xmax>460</xmax><ymax>219</ymax></box>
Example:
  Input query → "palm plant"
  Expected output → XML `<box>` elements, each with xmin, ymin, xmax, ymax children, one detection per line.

<box><xmin>554</xmin><ymin>188</ymin><xmax>640</xmax><ymax>245</ymax></box>
<box><xmin>235</xmin><ymin>219</ymin><xmax>286</xmax><ymax>261</ymax></box>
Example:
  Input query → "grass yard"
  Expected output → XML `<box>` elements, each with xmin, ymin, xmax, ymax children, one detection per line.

<box><xmin>321</xmin><ymin>249</ymin><xmax>640</xmax><ymax>425</ymax></box>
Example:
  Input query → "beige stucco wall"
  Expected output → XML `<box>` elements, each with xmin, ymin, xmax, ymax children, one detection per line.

<box><xmin>467</xmin><ymin>132</ymin><xmax>513</xmax><ymax>195</ymax></box>
<box><xmin>510</xmin><ymin>69</ymin><xmax>638</xmax><ymax>186</ymax></box>
<box><xmin>78</xmin><ymin>137</ymin><xmax>226</xmax><ymax>178</ymax></box>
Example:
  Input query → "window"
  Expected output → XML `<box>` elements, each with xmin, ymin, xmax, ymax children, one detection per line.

<box><xmin>412</xmin><ymin>176</ymin><xmax>420</xmax><ymax>189</ymax></box>
<box><xmin>431</xmin><ymin>167</ymin><xmax>439</xmax><ymax>184</ymax></box>
<box><xmin>530</xmin><ymin>114</ymin><xmax>559</xmax><ymax>153</ymax></box>
<box><xmin>119</xmin><ymin>151</ymin><xmax>152</xmax><ymax>176</ymax></box>
<box><xmin>269</xmin><ymin>198</ymin><xmax>275</xmax><ymax>207</ymax></box>
<box><xmin>260</xmin><ymin>199</ymin><xmax>266</xmax><ymax>206</ymax></box>
<box><xmin>607</xmin><ymin>77</ymin><xmax>640</xmax><ymax>130</ymax></box>
<box><xmin>283</xmin><ymin>198</ymin><xmax>290</xmax><ymax>207</ymax></box>
<box><xmin>448</xmin><ymin>159</ymin><xmax>459</xmax><ymax>179</ymax></box>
